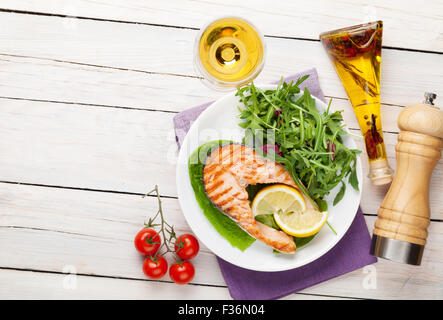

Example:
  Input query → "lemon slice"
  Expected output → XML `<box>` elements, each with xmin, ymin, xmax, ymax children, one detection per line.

<box><xmin>252</xmin><ymin>184</ymin><xmax>306</xmax><ymax>217</ymax></box>
<box><xmin>274</xmin><ymin>208</ymin><xmax>328</xmax><ymax>237</ymax></box>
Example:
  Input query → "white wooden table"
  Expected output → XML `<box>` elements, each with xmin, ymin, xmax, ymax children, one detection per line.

<box><xmin>0</xmin><ymin>1</ymin><xmax>442</xmax><ymax>300</ymax></box>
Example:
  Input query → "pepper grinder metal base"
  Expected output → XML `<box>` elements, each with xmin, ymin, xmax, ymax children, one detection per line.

<box><xmin>370</xmin><ymin>235</ymin><xmax>424</xmax><ymax>265</ymax></box>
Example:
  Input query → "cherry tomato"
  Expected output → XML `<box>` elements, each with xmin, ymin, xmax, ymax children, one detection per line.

<box><xmin>142</xmin><ymin>256</ymin><xmax>168</xmax><ymax>280</ymax></box>
<box><xmin>169</xmin><ymin>261</ymin><xmax>195</xmax><ymax>285</ymax></box>
<box><xmin>134</xmin><ymin>228</ymin><xmax>161</xmax><ymax>256</ymax></box>
<box><xmin>174</xmin><ymin>234</ymin><xmax>199</xmax><ymax>260</ymax></box>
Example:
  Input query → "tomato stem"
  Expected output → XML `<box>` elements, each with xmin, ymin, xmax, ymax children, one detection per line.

<box><xmin>143</xmin><ymin>185</ymin><xmax>181</xmax><ymax>261</ymax></box>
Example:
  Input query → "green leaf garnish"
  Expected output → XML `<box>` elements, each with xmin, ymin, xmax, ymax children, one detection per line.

<box><xmin>349</xmin><ymin>166</ymin><xmax>359</xmax><ymax>191</ymax></box>
<box><xmin>255</xmin><ymin>214</ymin><xmax>281</xmax><ymax>230</ymax></box>
<box><xmin>333</xmin><ymin>182</ymin><xmax>346</xmax><ymax>206</ymax></box>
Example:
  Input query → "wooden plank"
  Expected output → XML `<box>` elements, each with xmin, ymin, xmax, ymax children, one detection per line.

<box><xmin>0</xmin><ymin>269</ymin><xmax>232</xmax><ymax>300</ymax></box>
<box><xmin>1</xmin><ymin>0</ymin><xmax>442</xmax><ymax>52</ymax></box>
<box><xmin>0</xmin><ymin>99</ymin><xmax>442</xmax><ymax>219</ymax></box>
<box><xmin>0</xmin><ymin>183</ymin><xmax>442</xmax><ymax>299</ymax></box>
<box><xmin>0</xmin><ymin>53</ymin><xmax>402</xmax><ymax>128</ymax></box>
<box><xmin>0</xmin><ymin>98</ymin><xmax>178</xmax><ymax>196</ymax></box>
<box><xmin>0</xmin><ymin>54</ymin><xmax>213</xmax><ymax>113</ymax></box>
<box><xmin>0</xmin><ymin>14</ymin><xmax>442</xmax><ymax>109</ymax></box>
<box><xmin>0</xmin><ymin>269</ymin><xmax>354</xmax><ymax>300</ymax></box>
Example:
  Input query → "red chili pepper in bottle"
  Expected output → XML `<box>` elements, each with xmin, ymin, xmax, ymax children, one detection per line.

<box><xmin>365</xmin><ymin>131</ymin><xmax>377</xmax><ymax>159</ymax></box>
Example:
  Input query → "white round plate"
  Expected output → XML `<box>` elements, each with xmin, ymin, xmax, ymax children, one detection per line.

<box><xmin>176</xmin><ymin>84</ymin><xmax>362</xmax><ymax>272</ymax></box>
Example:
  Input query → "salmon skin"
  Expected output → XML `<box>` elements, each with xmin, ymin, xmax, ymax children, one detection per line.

<box><xmin>203</xmin><ymin>143</ymin><xmax>309</xmax><ymax>253</ymax></box>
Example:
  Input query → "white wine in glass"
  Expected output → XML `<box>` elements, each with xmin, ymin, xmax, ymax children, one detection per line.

<box><xmin>194</xmin><ymin>17</ymin><xmax>266</xmax><ymax>90</ymax></box>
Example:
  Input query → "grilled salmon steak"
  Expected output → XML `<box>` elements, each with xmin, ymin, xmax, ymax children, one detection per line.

<box><xmin>203</xmin><ymin>143</ymin><xmax>312</xmax><ymax>253</ymax></box>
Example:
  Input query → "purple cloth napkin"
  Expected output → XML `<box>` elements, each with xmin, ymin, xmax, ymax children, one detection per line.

<box><xmin>173</xmin><ymin>68</ymin><xmax>377</xmax><ymax>300</ymax></box>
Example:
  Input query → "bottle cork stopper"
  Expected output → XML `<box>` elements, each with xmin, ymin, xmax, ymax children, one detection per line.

<box><xmin>369</xmin><ymin>158</ymin><xmax>393</xmax><ymax>185</ymax></box>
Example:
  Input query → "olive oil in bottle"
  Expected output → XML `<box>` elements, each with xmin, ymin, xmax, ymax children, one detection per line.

<box><xmin>195</xmin><ymin>17</ymin><xmax>265</xmax><ymax>89</ymax></box>
<box><xmin>320</xmin><ymin>21</ymin><xmax>393</xmax><ymax>185</ymax></box>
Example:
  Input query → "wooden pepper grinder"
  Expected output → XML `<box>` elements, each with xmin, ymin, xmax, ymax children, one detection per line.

<box><xmin>370</xmin><ymin>92</ymin><xmax>443</xmax><ymax>265</ymax></box>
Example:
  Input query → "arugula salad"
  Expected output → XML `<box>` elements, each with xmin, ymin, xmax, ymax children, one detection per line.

<box><xmin>237</xmin><ymin>76</ymin><xmax>360</xmax><ymax>212</ymax></box>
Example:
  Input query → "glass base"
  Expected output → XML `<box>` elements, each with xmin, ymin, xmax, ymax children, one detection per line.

<box><xmin>368</xmin><ymin>158</ymin><xmax>393</xmax><ymax>185</ymax></box>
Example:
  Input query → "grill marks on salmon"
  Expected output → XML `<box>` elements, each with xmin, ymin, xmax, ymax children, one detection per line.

<box><xmin>203</xmin><ymin>144</ymin><xmax>309</xmax><ymax>253</ymax></box>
